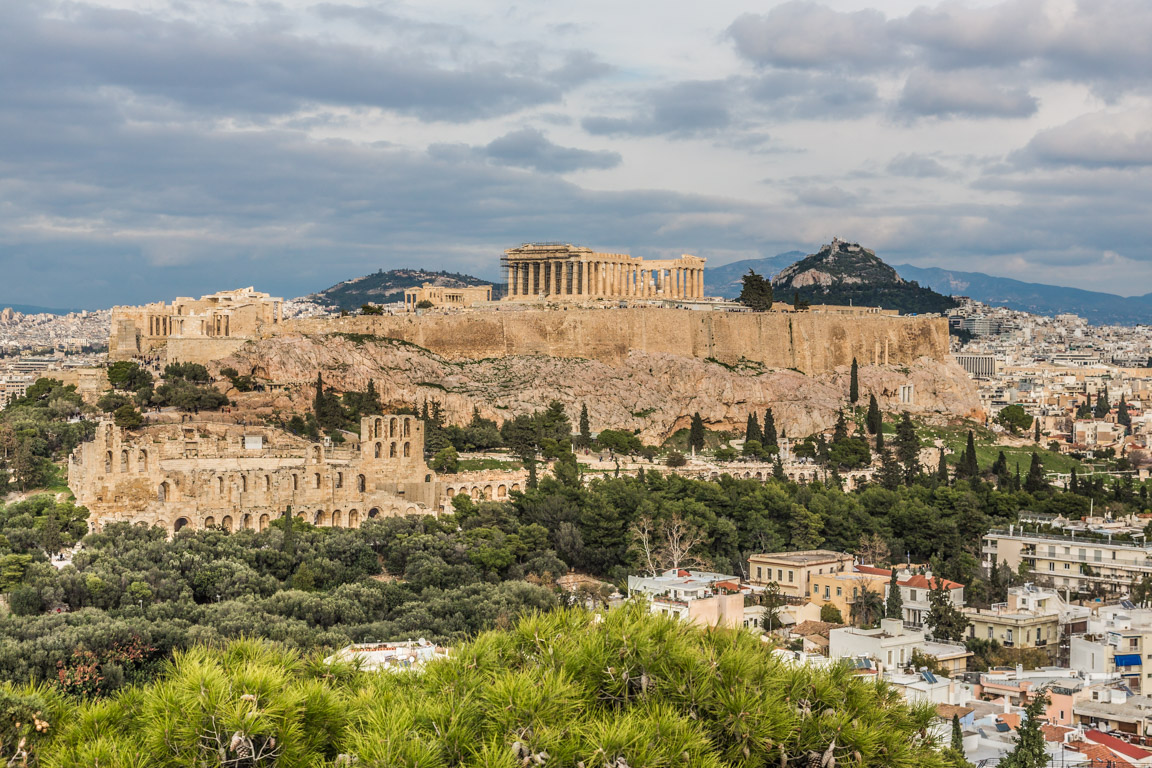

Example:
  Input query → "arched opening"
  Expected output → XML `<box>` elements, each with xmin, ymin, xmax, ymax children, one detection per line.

<box><xmin>312</xmin><ymin>446</ymin><xmax>321</xmax><ymax>463</ymax></box>
<box><xmin>314</xmin><ymin>510</ymin><xmax>326</xmax><ymax>526</ymax></box>
<box><xmin>335</xmin><ymin>472</ymin><xmax>343</xmax><ymax>489</ymax></box>
<box><xmin>446</xmin><ymin>487</ymin><xmax>455</xmax><ymax>496</ymax></box>
<box><xmin>204</xmin><ymin>516</ymin><xmax>216</xmax><ymax>528</ymax></box>
<box><xmin>375</xmin><ymin>442</ymin><xmax>382</xmax><ymax>459</ymax></box>
<box><xmin>374</xmin><ymin>418</ymin><xmax>383</xmax><ymax>439</ymax></box>
<box><xmin>174</xmin><ymin>517</ymin><xmax>190</xmax><ymax>533</ymax></box>
<box><xmin>158</xmin><ymin>481</ymin><xmax>170</xmax><ymax>502</ymax></box>
<box><xmin>138</xmin><ymin>449</ymin><xmax>147</xmax><ymax>469</ymax></box>
<box><xmin>258</xmin><ymin>514</ymin><xmax>270</xmax><ymax>531</ymax></box>
<box><xmin>120</xmin><ymin>450</ymin><xmax>129</xmax><ymax>472</ymax></box>
<box><xmin>241</xmin><ymin>475</ymin><xmax>248</xmax><ymax>493</ymax></box>
<box><xmin>331</xmin><ymin>510</ymin><xmax>342</xmax><ymax>527</ymax></box>
<box><xmin>104</xmin><ymin>424</ymin><xmax>113</xmax><ymax>447</ymax></box>
<box><xmin>403</xmin><ymin>418</ymin><xmax>411</xmax><ymax>437</ymax></box>
<box><xmin>498</xmin><ymin>484</ymin><xmax>507</xmax><ymax>498</ymax></box>
<box><xmin>292</xmin><ymin>474</ymin><xmax>299</xmax><ymax>491</ymax></box>
<box><xmin>403</xmin><ymin>442</ymin><xmax>411</xmax><ymax>458</ymax></box>
<box><xmin>216</xmin><ymin>476</ymin><xmax>224</xmax><ymax>494</ymax></box>
<box><xmin>368</xmin><ymin>508</ymin><xmax>380</xmax><ymax>519</ymax></box>
<box><xmin>358</xmin><ymin>474</ymin><xmax>366</xmax><ymax>492</ymax></box>
<box><xmin>483</xmin><ymin>484</ymin><xmax>492</xmax><ymax>499</ymax></box>
<box><xmin>425</xmin><ymin>474</ymin><xmax>432</xmax><ymax>483</ymax></box>
<box><xmin>265</xmin><ymin>474</ymin><xmax>272</xmax><ymax>491</ymax></box>
<box><xmin>389</xmin><ymin>442</ymin><xmax>397</xmax><ymax>458</ymax></box>
<box><xmin>105</xmin><ymin>451</ymin><xmax>112</xmax><ymax>473</ymax></box>
<box><xmin>221</xmin><ymin>515</ymin><xmax>233</xmax><ymax>532</ymax></box>
<box><xmin>471</xmin><ymin>487</ymin><xmax>481</xmax><ymax>499</ymax></box>
<box><xmin>314</xmin><ymin>473</ymin><xmax>321</xmax><ymax>489</ymax></box>
<box><xmin>389</xmin><ymin>418</ymin><xmax>397</xmax><ymax>438</ymax></box>
<box><xmin>348</xmin><ymin>509</ymin><xmax>360</xmax><ymax>528</ymax></box>
<box><xmin>755</xmin><ymin>472</ymin><xmax>763</xmax><ymax>480</ymax></box>
<box><xmin>242</xmin><ymin>513</ymin><xmax>252</xmax><ymax>530</ymax></box>
<box><xmin>510</xmin><ymin>484</ymin><xmax>520</xmax><ymax>493</ymax></box>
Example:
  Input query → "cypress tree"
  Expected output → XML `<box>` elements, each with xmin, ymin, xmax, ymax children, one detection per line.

<box><xmin>879</xmin><ymin>448</ymin><xmax>902</xmax><ymax>490</ymax></box>
<box><xmin>1033</xmin><ymin>417</ymin><xmax>1040</xmax><ymax>443</ymax></box>
<box><xmin>688</xmin><ymin>412</ymin><xmax>706</xmax><ymax>452</ymax></box>
<box><xmin>281</xmin><ymin>506</ymin><xmax>296</xmax><ymax>565</ymax></box>
<box><xmin>577</xmin><ymin>404</ymin><xmax>592</xmax><ymax>449</ymax></box>
<box><xmin>936</xmin><ymin>447</ymin><xmax>949</xmax><ymax>484</ymax></box>
<box><xmin>894</xmin><ymin>413</ymin><xmax>921</xmax><ymax>485</ymax></box>
<box><xmin>745</xmin><ymin>413</ymin><xmax>762</xmax><ymax>444</ymax></box>
<box><xmin>1070</xmin><ymin>466</ymin><xmax>1079</xmax><ymax>494</ymax></box>
<box><xmin>885</xmin><ymin>568</ymin><xmax>903</xmax><ymax>619</ymax></box>
<box><xmin>849</xmin><ymin>357</ymin><xmax>859</xmax><ymax>404</ymax></box>
<box><xmin>773</xmin><ymin>455</ymin><xmax>786</xmax><ymax>480</ymax></box>
<box><xmin>1118</xmin><ymin>396</ymin><xmax>1131</xmax><ymax>428</ymax></box>
<box><xmin>1094</xmin><ymin>387</ymin><xmax>1110</xmax><ymax>418</ymax></box>
<box><xmin>1024</xmin><ymin>453</ymin><xmax>1047</xmax><ymax>493</ymax></box>
<box><xmin>964</xmin><ymin>430</ymin><xmax>979</xmax><ymax>477</ymax></box>
<box><xmin>763</xmin><ymin>408</ymin><xmax>778</xmax><ymax>448</ymax></box>
<box><xmin>833</xmin><ymin>411</ymin><xmax>848</xmax><ymax>443</ymax></box>
<box><xmin>875</xmin><ymin>427</ymin><xmax>884</xmax><ymax>453</ymax></box>
<box><xmin>951</xmin><ymin>714</ymin><xmax>964</xmax><ymax>756</ymax></box>
<box><xmin>866</xmin><ymin>394</ymin><xmax>881</xmax><ymax>434</ymax></box>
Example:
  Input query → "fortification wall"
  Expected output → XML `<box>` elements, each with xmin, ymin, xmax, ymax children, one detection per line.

<box><xmin>282</xmin><ymin>308</ymin><xmax>948</xmax><ymax>374</ymax></box>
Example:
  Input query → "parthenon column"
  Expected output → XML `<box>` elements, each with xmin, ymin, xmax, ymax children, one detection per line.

<box><xmin>697</xmin><ymin>269</ymin><xmax>704</xmax><ymax>297</ymax></box>
<box><xmin>675</xmin><ymin>268</ymin><xmax>683</xmax><ymax>299</ymax></box>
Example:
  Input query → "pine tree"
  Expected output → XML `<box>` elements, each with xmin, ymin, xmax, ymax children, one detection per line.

<box><xmin>526</xmin><ymin>456</ymin><xmax>538</xmax><ymax>489</ymax></box>
<box><xmin>999</xmin><ymin>690</ymin><xmax>1049</xmax><ymax>768</ymax></box>
<box><xmin>925</xmin><ymin>578</ymin><xmax>968</xmax><ymax>641</ymax></box>
<box><xmin>1024</xmin><ymin>453</ymin><xmax>1047</xmax><ymax>493</ymax></box>
<box><xmin>936</xmin><ymin>447</ymin><xmax>949</xmax><ymax>484</ymax></box>
<box><xmin>577</xmin><ymin>404</ymin><xmax>592</xmax><ymax>449</ymax></box>
<box><xmin>849</xmin><ymin>357</ymin><xmax>859</xmax><ymax>404</ymax></box>
<box><xmin>865</xmin><ymin>394</ymin><xmax>881</xmax><ymax>434</ymax></box>
<box><xmin>879</xmin><ymin>448</ymin><xmax>902</xmax><ymax>490</ymax></box>
<box><xmin>885</xmin><ymin>568</ymin><xmax>903</xmax><ymax>619</ymax></box>
<box><xmin>745</xmin><ymin>413</ymin><xmax>762</xmax><ymax>444</ymax></box>
<box><xmin>833</xmin><ymin>411</ymin><xmax>848</xmax><ymax>443</ymax></box>
<box><xmin>763</xmin><ymin>408</ymin><xmax>778</xmax><ymax>448</ymax></box>
<box><xmin>738</xmin><ymin>270</ymin><xmax>774</xmax><ymax>311</ymax></box>
<box><xmin>688</xmin><ymin>412</ymin><xmax>706</xmax><ymax>453</ymax></box>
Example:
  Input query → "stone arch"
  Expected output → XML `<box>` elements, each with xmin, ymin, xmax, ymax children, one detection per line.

<box><xmin>221</xmin><ymin>515</ymin><xmax>233</xmax><ymax>532</ymax></box>
<box><xmin>425</xmin><ymin>474</ymin><xmax>432</xmax><ymax>483</ymax></box>
<box><xmin>138</xmin><ymin>449</ymin><xmax>148</xmax><ymax>469</ymax></box>
<box><xmin>158</xmin><ymin>481</ymin><xmax>170</xmax><ymax>502</ymax></box>
<box><xmin>174</xmin><ymin>516</ymin><xmax>190</xmax><ymax>533</ymax></box>
<box><xmin>374</xmin><ymin>418</ymin><xmax>383</xmax><ymax>439</ymax></box>
<box><xmin>105</xmin><ymin>451</ymin><xmax>112</xmax><ymax>473</ymax></box>
<box><xmin>241</xmin><ymin>475</ymin><xmax>248</xmax><ymax>493</ymax></box>
<box><xmin>483</xmin><ymin>484</ymin><xmax>493</xmax><ymax>500</ymax></box>
<box><xmin>314</xmin><ymin>509</ymin><xmax>326</xmax><ymax>526</ymax></box>
<box><xmin>312</xmin><ymin>446</ymin><xmax>321</xmax><ymax>463</ymax></box>
<box><xmin>446</xmin><ymin>487</ymin><xmax>455</xmax><ymax>496</ymax></box>
<box><xmin>258</xmin><ymin>513</ymin><xmax>270</xmax><ymax>532</ymax></box>
<box><xmin>368</xmin><ymin>508</ymin><xmax>380</xmax><ymax>519</ymax></box>
<box><xmin>241</xmin><ymin>513</ymin><xmax>252</xmax><ymax>530</ymax></box>
<box><xmin>292</xmin><ymin>474</ymin><xmax>299</xmax><ymax>491</ymax></box>
<box><xmin>314</xmin><ymin>472</ymin><xmax>321</xmax><ymax>489</ymax></box>
<box><xmin>389</xmin><ymin>417</ymin><xmax>398</xmax><ymax>438</ymax></box>
<box><xmin>358</xmin><ymin>474</ymin><xmax>366</xmax><ymax>492</ymax></box>
<box><xmin>403</xmin><ymin>442</ymin><xmax>411</xmax><ymax>458</ymax></box>
<box><xmin>389</xmin><ymin>442</ymin><xmax>397</xmax><ymax>458</ymax></box>
<box><xmin>336</xmin><ymin>472</ymin><xmax>343</xmax><ymax>489</ymax></box>
<box><xmin>217</xmin><ymin>476</ymin><xmax>224</xmax><ymax>494</ymax></box>
<box><xmin>348</xmin><ymin>509</ymin><xmax>360</xmax><ymax>528</ymax></box>
<box><xmin>104</xmin><ymin>424</ymin><xmax>114</xmax><ymax>447</ymax></box>
<box><xmin>120</xmin><ymin>449</ymin><xmax>129</xmax><ymax>472</ymax></box>
<box><xmin>405</xmin><ymin>505</ymin><xmax>417</xmax><ymax>515</ymax></box>
<box><xmin>390</xmin><ymin>505</ymin><xmax>401</xmax><ymax>516</ymax></box>
<box><xmin>471</xmin><ymin>486</ymin><xmax>481</xmax><ymax>499</ymax></box>
<box><xmin>498</xmin><ymin>484</ymin><xmax>507</xmax><ymax>498</ymax></box>
<box><xmin>374</xmin><ymin>442</ymin><xmax>382</xmax><ymax>459</ymax></box>
<box><xmin>331</xmin><ymin>509</ymin><xmax>342</xmax><ymax>527</ymax></box>
<box><xmin>203</xmin><ymin>516</ymin><xmax>215</xmax><ymax>528</ymax></box>
<box><xmin>403</xmin><ymin>418</ymin><xmax>411</xmax><ymax>437</ymax></box>
<box><xmin>265</xmin><ymin>474</ymin><xmax>272</xmax><ymax>491</ymax></box>
<box><xmin>755</xmin><ymin>472</ymin><xmax>763</xmax><ymax>480</ymax></box>
<box><xmin>510</xmin><ymin>483</ymin><xmax>520</xmax><ymax>493</ymax></box>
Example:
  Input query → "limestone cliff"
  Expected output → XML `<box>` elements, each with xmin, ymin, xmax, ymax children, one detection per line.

<box><xmin>219</xmin><ymin>334</ymin><xmax>982</xmax><ymax>443</ymax></box>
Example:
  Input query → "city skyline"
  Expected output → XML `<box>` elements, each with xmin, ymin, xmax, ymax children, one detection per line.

<box><xmin>2</xmin><ymin>0</ymin><xmax>1151</xmax><ymax>307</ymax></box>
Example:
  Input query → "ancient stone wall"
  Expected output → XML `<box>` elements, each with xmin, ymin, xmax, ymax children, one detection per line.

<box><xmin>282</xmin><ymin>308</ymin><xmax>948</xmax><ymax>374</ymax></box>
<box><xmin>69</xmin><ymin>415</ymin><xmax>446</xmax><ymax>533</ymax></box>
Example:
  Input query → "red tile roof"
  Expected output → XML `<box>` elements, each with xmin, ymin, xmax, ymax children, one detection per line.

<box><xmin>1041</xmin><ymin>724</ymin><xmax>1073</xmax><ymax>742</ymax></box>
<box><xmin>1069</xmin><ymin>742</ymin><xmax>1134</xmax><ymax>768</ymax></box>
<box><xmin>1086</xmin><ymin>730</ymin><xmax>1152</xmax><ymax>761</ymax></box>
<box><xmin>850</xmin><ymin>566</ymin><xmax>964</xmax><ymax>590</ymax></box>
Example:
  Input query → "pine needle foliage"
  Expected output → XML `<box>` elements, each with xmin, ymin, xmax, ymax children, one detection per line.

<box><xmin>39</xmin><ymin>605</ymin><xmax>949</xmax><ymax>768</ymax></box>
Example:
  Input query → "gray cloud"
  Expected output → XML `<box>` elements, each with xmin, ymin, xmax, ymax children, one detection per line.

<box><xmin>746</xmin><ymin>71</ymin><xmax>878</xmax><ymax>119</ymax></box>
<box><xmin>1012</xmin><ymin>112</ymin><xmax>1152</xmax><ymax>168</ymax></box>
<box><xmin>436</xmin><ymin>128</ymin><xmax>622</xmax><ymax>173</ymax></box>
<box><xmin>0</xmin><ymin>0</ymin><xmax>601</xmax><ymax>123</ymax></box>
<box><xmin>728</xmin><ymin>3</ymin><xmax>896</xmax><ymax>71</ymax></box>
<box><xmin>897</xmin><ymin>70</ymin><xmax>1038</xmax><ymax>119</ymax></box>
<box><xmin>886</xmin><ymin>153</ymin><xmax>953</xmax><ymax>178</ymax></box>
<box><xmin>582</xmin><ymin>81</ymin><xmax>732</xmax><ymax>137</ymax></box>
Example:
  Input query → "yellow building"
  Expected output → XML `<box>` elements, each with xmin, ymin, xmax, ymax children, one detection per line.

<box><xmin>809</xmin><ymin>571</ymin><xmax>889</xmax><ymax>621</ymax></box>
<box><xmin>403</xmin><ymin>283</ymin><xmax>492</xmax><ymax>311</ymax></box>
<box><xmin>748</xmin><ymin>550</ymin><xmax>854</xmax><ymax>601</ymax></box>
<box><xmin>962</xmin><ymin>589</ymin><xmax>1060</xmax><ymax>654</ymax></box>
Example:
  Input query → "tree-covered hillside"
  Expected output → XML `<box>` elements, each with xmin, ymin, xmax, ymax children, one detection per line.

<box><xmin>20</xmin><ymin>605</ymin><xmax>949</xmax><ymax>768</ymax></box>
<box><xmin>308</xmin><ymin>269</ymin><xmax>503</xmax><ymax>310</ymax></box>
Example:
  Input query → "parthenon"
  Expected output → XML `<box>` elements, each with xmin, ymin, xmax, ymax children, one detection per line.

<box><xmin>502</xmin><ymin>243</ymin><xmax>706</xmax><ymax>301</ymax></box>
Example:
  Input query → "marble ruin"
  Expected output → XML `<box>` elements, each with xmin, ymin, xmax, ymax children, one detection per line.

<box><xmin>502</xmin><ymin>243</ymin><xmax>706</xmax><ymax>301</ymax></box>
<box><xmin>69</xmin><ymin>415</ymin><xmax>525</xmax><ymax>534</ymax></box>
<box><xmin>109</xmin><ymin>287</ymin><xmax>284</xmax><ymax>363</ymax></box>
<box><xmin>403</xmin><ymin>282</ymin><xmax>492</xmax><ymax>311</ymax></box>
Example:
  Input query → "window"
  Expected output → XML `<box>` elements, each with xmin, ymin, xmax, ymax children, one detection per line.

<box><xmin>824</xmin><ymin>586</ymin><xmax>830</xmax><ymax>599</ymax></box>
<box><xmin>336</xmin><ymin>473</ymin><xmax>343</xmax><ymax>489</ymax></box>
<box><xmin>813</xmin><ymin>585</ymin><xmax>819</xmax><ymax>595</ymax></box>
<box><xmin>909</xmin><ymin>590</ymin><xmax>917</xmax><ymax>602</ymax></box>
<box><xmin>1037</xmin><ymin>628</ymin><xmax>1043</xmax><ymax>642</ymax></box>
<box><xmin>988</xmin><ymin>627</ymin><xmax>994</xmax><ymax>639</ymax></box>
<box><xmin>777</xmin><ymin>569</ymin><xmax>783</xmax><ymax>581</ymax></box>
<box><xmin>1007</xmin><ymin>629</ymin><xmax>1013</xmax><ymax>644</ymax></box>
<box><xmin>1132</xmin><ymin>638</ymin><xmax>1140</xmax><ymax>649</ymax></box>
<box><xmin>1064</xmin><ymin>563</ymin><xmax>1070</xmax><ymax>570</ymax></box>
<box><xmin>836</xmin><ymin>587</ymin><xmax>842</xmax><ymax>597</ymax></box>
<box><xmin>1048</xmin><ymin>562</ymin><xmax>1054</xmax><ymax>571</ymax></box>
<box><xmin>853</xmin><ymin>587</ymin><xmax>858</xmax><ymax>598</ymax></box>
<box><xmin>756</xmin><ymin>567</ymin><xmax>762</xmax><ymax>580</ymax></box>
<box><xmin>787</xmin><ymin>570</ymin><xmax>794</xmax><ymax>583</ymax></box>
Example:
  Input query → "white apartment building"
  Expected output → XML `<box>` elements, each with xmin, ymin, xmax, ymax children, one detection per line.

<box><xmin>984</xmin><ymin>527</ymin><xmax>1152</xmax><ymax>597</ymax></box>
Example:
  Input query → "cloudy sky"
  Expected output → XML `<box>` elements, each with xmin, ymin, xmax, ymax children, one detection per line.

<box><xmin>2</xmin><ymin>0</ymin><xmax>1151</xmax><ymax>307</ymax></box>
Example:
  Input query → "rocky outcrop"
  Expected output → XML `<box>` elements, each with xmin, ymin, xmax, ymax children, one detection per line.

<box><xmin>219</xmin><ymin>334</ymin><xmax>982</xmax><ymax>443</ymax></box>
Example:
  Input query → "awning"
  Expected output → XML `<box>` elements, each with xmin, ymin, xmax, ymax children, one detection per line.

<box><xmin>1114</xmin><ymin>654</ymin><xmax>1142</xmax><ymax>667</ymax></box>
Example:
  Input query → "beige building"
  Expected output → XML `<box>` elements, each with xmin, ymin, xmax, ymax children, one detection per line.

<box><xmin>962</xmin><ymin>589</ymin><xmax>1060</xmax><ymax>654</ymax></box>
<box><xmin>109</xmin><ymin>287</ymin><xmax>284</xmax><ymax>363</ymax></box>
<box><xmin>403</xmin><ymin>283</ymin><xmax>492</xmax><ymax>312</ymax></box>
<box><xmin>748</xmin><ymin>550</ymin><xmax>855</xmax><ymax>600</ymax></box>
<box><xmin>627</xmin><ymin>570</ymin><xmax>747</xmax><ymax>630</ymax></box>
<box><xmin>502</xmin><ymin>243</ymin><xmax>706</xmax><ymax>301</ymax></box>
<box><xmin>984</xmin><ymin>528</ymin><xmax>1152</xmax><ymax>597</ymax></box>
<box><xmin>69</xmin><ymin>415</ymin><xmax>452</xmax><ymax>534</ymax></box>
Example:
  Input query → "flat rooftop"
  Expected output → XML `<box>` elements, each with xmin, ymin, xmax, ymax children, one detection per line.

<box><xmin>750</xmin><ymin>550</ymin><xmax>850</xmax><ymax>565</ymax></box>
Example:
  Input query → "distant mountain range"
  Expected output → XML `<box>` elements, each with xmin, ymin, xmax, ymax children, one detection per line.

<box><xmin>704</xmin><ymin>253</ymin><xmax>1152</xmax><ymax>324</ymax></box>
<box><xmin>308</xmin><ymin>269</ymin><xmax>502</xmax><ymax>310</ymax></box>
<box><xmin>0</xmin><ymin>303</ymin><xmax>86</xmax><ymax>316</ymax></box>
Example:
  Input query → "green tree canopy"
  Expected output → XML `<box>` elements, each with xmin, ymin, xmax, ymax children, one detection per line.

<box><xmin>737</xmin><ymin>270</ymin><xmax>774</xmax><ymax>311</ymax></box>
